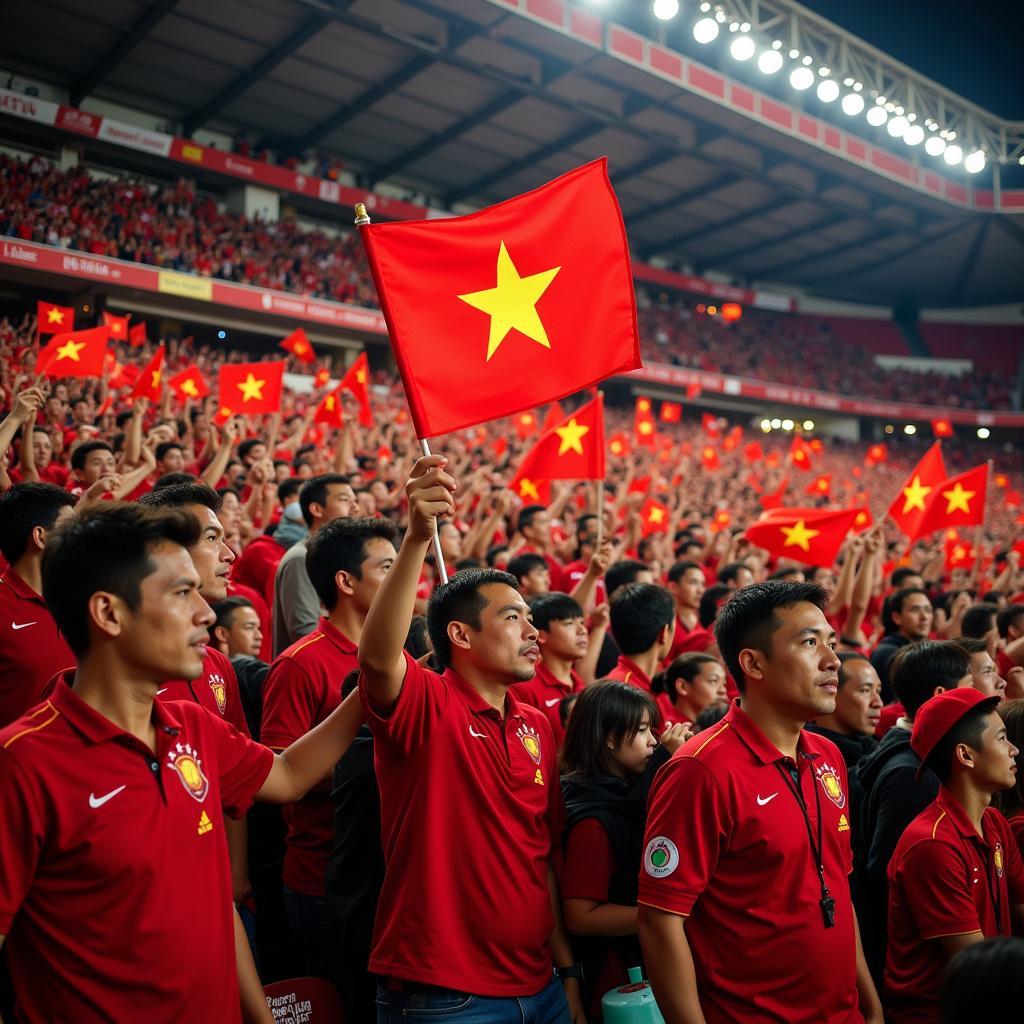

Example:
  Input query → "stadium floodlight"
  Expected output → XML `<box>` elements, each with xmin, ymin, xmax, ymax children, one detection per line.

<box><xmin>904</xmin><ymin>424</ymin><xmax>917</xmax><ymax>435</ymax></box>
<box><xmin>803</xmin><ymin>420</ymin><xmax>814</xmax><ymax>431</ymax></box>
<box><xmin>924</xmin><ymin>135</ymin><xmax>946</xmax><ymax>157</ymax></box>
<box><xmin>729</xmin><ymin>34</ymin><xmax>756</xmax><ymax>61</ymax></box>
<box><xmin>841</xmin><ymin>93</ymin><xmax>865</xmax><ymax>116</ymax></box>
<box><xmin>652</xmin><ymin>0</ymin><xmax>679</xmax><ymax>20</ymax></box>
<box><xmin>977</xmin><ymin>427</ymin><xmax>990</xmax><ymax>439</ymax></box>
<box><xmin>903</xmin><ymin>124</ymin><xmax>924</xmax><ymax>146</ymax></box>
<box><xmin>781</xmin><ymin>419</ymin><xmax>795</xmax><ymax>431</ymax></box>
<box><xmin>887</xmin><ymin>115</ymin><xmax>909</xmax><ymax>138</ymax></box>
<box><xmin>816</xmin><ymin>79</ymin><xmax>840</xmax><ymax>103</ymax></box>
<box><xmin>943</xmin><ymin>144</ymin><xmax>964</xmax><ymax>165</ymax></box>
<box><xmin>770</xmin><ymin>418</ymin><xmax>782</xmax><ymax>429</ymax></box>
<box><xmin>758</xmin><ymin>49</ymin><xmax>784</xmax><ymax>74</ymax></box>
<box><xmin>789</xmin><ymin>66</ymin><xmax>814</xmax><ymax>90</ymax></box>
<box><xmin>760</xmin><ymin>419</ymin><xmax>772</xmax><ymax>432</ymax></box>
<box><xmin>964</xmin><ymin>150</ymin><xmax>986</xmax><ymax>173</ymax></box>
<box><xmin>692</xmin><ymin>16</ymin><xmax>719</xmax><ymax>42</ymax></box>
<box><xmin>866</xmin><ymin>105</ymin><xmax>887</xmax><ymax>127</ymax></box>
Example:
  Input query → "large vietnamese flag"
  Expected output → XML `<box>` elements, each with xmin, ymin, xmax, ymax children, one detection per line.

<box><xmin>358</xmin><ymin>159</ymin><xmax>641</xmax><ymax>437</ymax></box>
<box><xmin>218</xmin><ymin>361</ymin><xmax>285</xmax><ymax>415</ymax></box>
<box><xmin>37</xmin><ymin>326</ymin><xmax>109</xmax><ymax>378</ymax></box>
<box><xmin>887</xmin><ymin>441</ymin><xmax>947</xmax><ymax>540</ymax></box>
<box><xmin>745</xmin><ymin>508</ymin><xmax>860</xmax><ymax>568</ymax></box>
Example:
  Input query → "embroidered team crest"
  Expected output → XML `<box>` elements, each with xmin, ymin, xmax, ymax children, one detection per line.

<box><xmin>815</xmin><ymin>762</ymin><xmax>846</xmax><ymax>809</ymax></box>
<box><xmin>166</xmin><ymin>743</ymin><xmax>210</xmax><ymax>802</ymax></box>
<box><xmin>208</xmin><ymin>673</ymin><xmax>227</xmax><ymax>714</ymax></box>
<box><xmin>516</xmin><ymin>723</ymin><xmax>543</xmax><ymax>765</ymax></box>
<box><xmin>644</xmin><ymin>836</ymin><xmax>680</xmax><ymax>878</ymax></box>
<box><xmin>994</xmin><ymin>841</ymin><xmax>1004</xmax><ymax>878</ymax></box>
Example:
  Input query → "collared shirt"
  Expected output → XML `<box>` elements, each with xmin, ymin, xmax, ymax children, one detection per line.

<box><xmin>606</xmin><ymin>655</ymin><xmax>673</xmax><ymax>722</ymax></box>
<box><xmin>639</xmin><ymin>700</ymin><xmax>862</xmax><ymax>1024</ymax></box>
<box><xmin>158</xmin><ymin>646</ymin><xmax>251</xmax><ymax>738</ymax></box>
<box><xmin>0</xmin><ymin>677</ymin><xmax>273</xmax><ymax>1023</ymax></box>
<box><xmin>360</xmin><ymin>652</ymin><xmax>562</xmax><ymax>996</ymax></box>
<box><xmin>885</xmin><ymin>789</ymin><xmax>1024</xmax><ymax>1023</ymax></box>
<box><xmin>664</xmin><ymin>614</ymin><xmax>714</xmax><ymax>664</ymax></box>
<box><xmin>261</xmin><ymin>617</ymin><xmax>358</xmax><ymax>895</ymax></box>
<box><xmin>513</xmin><ymin>660</ymin><xmax>584</xmax><ymax>747</ymax></box>
<box><xmin>0</xmin><ymin>567</ymin><xmax>75</xmax><ymax>727</ymax></box>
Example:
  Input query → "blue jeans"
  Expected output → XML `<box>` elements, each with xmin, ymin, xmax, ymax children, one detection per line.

<box><xmin>376</xmin><ymin>974</ymin><xmax>571</xmax><ymax>1022</ymax></box>
<box><xmin>282</xmin><ymin>886</ymin><xmax>340</xmax><ymax>985</ymax></box>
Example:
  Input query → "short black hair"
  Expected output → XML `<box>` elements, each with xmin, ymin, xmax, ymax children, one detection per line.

<box><xmin>925</xmin><ymin>698</ymin><xmax>1000</xmax><ymax>784</ymax></box>
<box><xmin>891</xmin><ymin>567</ymin><xmax>923</xmax><ymax>589</ymax></box>
<box><xmin>404</xmin><ymin>615</ymin><xmax>431</xmax><ymax>661</ymax></box>
<box><xmin>277</xmin><ymin>477</ymin><xmax>301</xmax><ymax>503</ymax></box>
<box><xmin>70</xmin><ymin>439</ymin><xmax>114</xmax><ymax>471</ymax></box>
<box><xmin>882</xmin><ymin>587</ymin><xmax>930</xmax><ymax>634</ymax></box>
<box><xmin>426</xmin><ymin>568</ymin><xmax>519</xmax><ymax>670</ymax></box>
<box><xmin>155</xmin><ymin>441</ymin><xmax>184</xmax><ymax>462</ymax></box>
<box><xmin>153</xmin><ymin>472</ymin><xmax>197</xmax><ymax>490</ymax></box>
<box><xmin>517</xmin><ymin>504</ymin><xmax>547</xmax><ymax>533</ymax></box>
<box><xmin>305</xmin><ymin>516</ymin><xmax>397</xmax><ymax>611</ymax></box>
<box><xmin>609</xmin><ymin>583</ymin><xmax>675</xmax><ymax>656</ymax></box>
<box><xmin>717</xmin><ymin>561</ymin><xmax>752</xmax><ymax>586</ymax></box>
<box><xmin>0</xmin><ymin>482</ymin><xmax>76</xmax><ymax>564</ymax></box>
<box><xmin>961</xmin><ymin>603</ymin><xmax>998</xmax><ymax>640</ymax></box>
<box><xmin>299</xmin><ymin>473</ymin><xmax>351</xmax><ymax>527</ymax></box>
<box><xmin>237</xmin><ymin>438</ymin><xmax>265</xmax><ymax>462</ymax></box>
<box><xmin>667</xmin><ymin>560</ymin><xmax>703</xmax><ymax>584</ymax></box>
<box><xmin>837</xmin><ymin>651</ymin><xmax>871</xmax><ymax>689</ymax></box>
<box><xmin>699</xmin><ymin>583</ymin><xmax>732</xmax><ymax>629</ymax></box>
<box><xmin>212</xmin><ymin>596</ymin><xmax>253</xmax><ymax>631</ymax></box>
<box><xmin>997</xmin><ymin>606</ymin><xmax>1024</xmax><ymax>639</ymax></box>
<box><xmin>507</xmin><ymin>552</ymin><xmax>548</xmax><ymax>585</ymax></box>
<box><xmin>714</xmin><ymin>580</ymin><xmax>829</xmax><ymax>693</ymax></box>
<box><xmin>890</xmin><ymin>640</ymin><xmax>972</xmax><ymax>720</ymax></box>
<box><xmin>138</xmin><ymin>481</ymin><xmax>221</xmax><ymax>514</ymax></box>
<box><xmin>42</xmin><ymin>502</ymin><xmax>202</xmax><ymax>657</ymax></box>
<box><xmin>528</xmin><ymin>592</ymin><xmax>584</xmax><ymax>631</ymax></box>
<box><xmin>654</xmin><ymin>652</ymin><xmax>719</xmax><ymax>699</ymax></box>
<box><xmin>941</xmin><ymin>938</ymin><xmax>1024</xmax><ymax>1024</ymax></box>
<box><xmin>605</xmin><ymin>558</ymin><xmax>650</xmax><ymax>598</ymax></box>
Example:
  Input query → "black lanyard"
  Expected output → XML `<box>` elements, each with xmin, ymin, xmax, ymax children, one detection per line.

<box><xmin>775</xmin><ymin>759</ymin><xmax>835</xmax><ymax>929</ymax></box>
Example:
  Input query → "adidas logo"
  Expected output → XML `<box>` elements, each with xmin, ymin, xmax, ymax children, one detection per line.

<box><xmin>197</xmin><ymin>810</ymin><xmax>213</xmax><ymax>835</ymax></box>
<box><xmin>837</xmin><ymin>813</ymin><xmax>850</xmax><ymax>833</ymax></box>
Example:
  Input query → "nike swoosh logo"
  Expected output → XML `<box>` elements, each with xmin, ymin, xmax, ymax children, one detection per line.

<box><xmin>756</xmin><ymin>793</ymin><xmax>779</xmax><ymax>806</ymax></box>
<box><xmin>545</xmin><ymin>698</ymin><xmax>561</xmax><ymax>707</ymax></box>
<box><xmin>89</xmin><ymin>785</ymin><xmax>127</xmax><ymax>808</ymax></box>
<box><xmin>11</xmin><ymin>621</ymin><xmax>37</xmax><ymax>630</ymax></box>
<box><xmin>156</xmin><ymin>688</ymin><xmax>167</xmax><ymax>695</ymax></box>
<box><xmin>468</xmin><ymin>726</ymin><xmax>487</xmax><ymax>738</ymax></box>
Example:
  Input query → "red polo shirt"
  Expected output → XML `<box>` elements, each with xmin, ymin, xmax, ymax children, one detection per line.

<box><xmin>513</xmin><ymin>660</ymin><xmax>584</xmax><ymax>746</ymax></box>
<box><xmin>606</xmin><ymin>655</ymin><xmax>673</xmax><ymax>723</ymax></box>
<box><xmin>158</xmin><ymin>646</ymin><xmax>251</xmax><ymax>737</ymax></box>
<box><xmin>0</xmin><ymin>568</ymin><xmax>76</xmax><ymax>727</ymax></box>
<box><xmin>360</xmin><ymin>652</ymin><xmax>563</xmax><ymax>996</ymax></box>
<box><xmin>261</xmin><ymin>618</ymin><xmax>358</xmax><ymax>895</ymax></box>
<box><xmin>0</xmin><ymin>677</ymin><xmax>274</xmax><ymax>1023</ymax></box>
<box><xmin>638</xmin><ymin>701</ymin><xmax>862</xmax><ymax>1024</ymax></box>
<box><xmin>664</xmin><ymin>614</ymin><xmax>714</xmax><ymax>664</ymax></box>
<box><xmin>884</xmin><ymin>790</ymin><xmax>1024</xmax><ymax>1023</ymax></box>
<box><xmin>563</xmin><ymin>559</ymin><xmax>607</xmax><ymax>605</ymax></box>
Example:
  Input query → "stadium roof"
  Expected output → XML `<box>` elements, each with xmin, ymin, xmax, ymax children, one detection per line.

<box><xmin>2</xmin><ymin>0</ymin><xmax>1023</xmax><ymax>307</ymax></box>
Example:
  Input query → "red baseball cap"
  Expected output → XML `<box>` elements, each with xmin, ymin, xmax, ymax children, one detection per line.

<box><xmin>911</xmin><ymin>688</ymin><xmax>1000</xmax><ymax>780</ymax></box>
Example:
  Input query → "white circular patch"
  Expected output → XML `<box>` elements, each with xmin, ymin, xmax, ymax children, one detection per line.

<box><xmin>644</xmin><ymin>835</ymin><xmax>679</xmax><ymax>878</ymax></box>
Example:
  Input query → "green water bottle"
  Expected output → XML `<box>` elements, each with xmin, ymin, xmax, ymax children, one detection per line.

<box><xmin>600</xmin><ymin>966</ymin><xmax>665</xmax><ymax>1023</ymax></box>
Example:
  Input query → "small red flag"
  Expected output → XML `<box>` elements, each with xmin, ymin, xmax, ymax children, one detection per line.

<box><xmin>789</xmin><ymin>435</ymin><xmax>813</xmax><ymax>472</ymax></box>
<box><xmin>722</xmin><ymin>425</ymin><xmax>743</xmax><ymax>452</ymax></box>
<box><xmin>945</xmin><ymin>538</ymin><xmax>976</xmax><ymax>570</ymax></box>
<box><xmin>640</xmin><ymin>497</ymin><xmax>671</xmax><ymax>536</ymax></box>
<box><xmin>745</xmin><ymin>472</ymin><xmax>763</xmax><ymax>494</ymax></box>
<box><xmin>313</xmin><ymin>388</ymin><xmax>345</xmax><ymax>428</ymax></box>
<box><xmin>37</xmin><ymin>326</ymin><xmax>110</xmax><ymax>378</ymax></box>
<box><xmin>851</xmin><ymin>508</ymin><xmax>874</xmax><ymax>532</ymax></box>
<box><xmin>339</xmin><ymin>352</ymin><xmax>373</xmax><ymax>427</ymax></box>
<box><xmin>609</xmin><ymin>432</ymin><xmax>631</xmax><ymax>457</ymax></box>
<box><xmin>865</xmin><ymin>443</ymin><xmax>888</xmax><ymax>467</ymax></box>
<box><xmin>509</xmin><ymin>393</ymin><xmax>605</xmax><ymax>484</ymax></box>
<box><xmin>887</xmin><ymin>441</ymin><xmax>947</xmax><ymax>540</ymax></box>
<box><xmin>660</xmin><ymin>401</ymin><xmax>682</xmax><ymax>424</ymax></box>
<box><xmin>701</xmin><ymin>446</ymin><xmax>720</xmax><ymax>471</ymax></box>
<box><xmin>746</xmin><ymin>508</ymin><xmax>860</xmax><ymax>568</ymax></box>
<box><xmin>510</xmin><ymin>476</ymin><xmax>552</xmax><ymax>505</ymax></box>
<box><xmin>128</xmin><ymin>322</ymin><xmax>148</xmax><ymax>347</ymax></box>
<box><xmin>993</xmin><ymin>473</ymin><xmax>1009</xmax><ymax>488</ymax></box>
<box><xmin>314</xmin><ymin>367</ymin><xmax>331</xmax><ymax>388</ymax></box>
<box><xmin>765</xmin><ymin>451</ymin><xmax>781</xmax><ymax>469</ymax></box>
<box><xmin>710</xmin><ymin>509</ymin><xmax>732</xmax><ymax>533</ymax></box>
<box><xmin>168</xmin><ymin>365</ymin><xmax>209</xmax><ymax>401</ymax></box>
<box><xmin>805</xmin><ymin>474</ymin><xmax>832</xmax><ymax>497</ymax></box>
<box><xmin>931</xmin><ymin>418</ymin><xmax>954</xmax><ymax>438</ymax></box>
<box><xmin>102</xmin><ymin>311</ymin><xmax>130</xmax><ymax>341</ymax></box>
<box><xmin>759</xmin><ymin>476</ymin><xmax>790</xmax><ymax>510</ymax></box>
<box><xmin>743</xmin><ymin>441</ymin><xmax>764</xmax><ymax>464</ymax></box>
<box><xmin>686</xmin><ymin>383</ymin><xmax>702</xmax><ymax>400</ymax></box>
<box><xmin>218</xmin><ymin>361</ymin><xmax>285</xmax><ymax>415</ymax></box>
<box><xmin>916</xmin><ymin>464</ymin><xmax>989</xmax><ymax>536</ymax></box>
<box><xmin>635</xmin><ymin>400</ymin><xmax>656</xmax><ymax>448</ymax></box>
<box><xmin>701</xmin><ymin>412</ymin><xmax>720</xmax><ymax>437</ymax></box>
<box><xmin>515</xmin><ymin>411</ymin><xmax>538</xmax><ymax>440</ymax></box>
<box><xmin>628</xmin><ymin>475</ymin><xmax>652</xmax><ymax>496</ymax></box>
<box><xmin>1006</xmin><ymin>489</ymin><xmax>1022</xmax><ymax>510</ymax></box>
<box><xmin>541</xmin><ymin>400</ymin><xmax>565</xmax><ymax>433</ymax></box>
<box><xmin>37</xmin><ymin>301</ymin><xmax>74</xmax><ymax>334</ymax></box>
<box><xmin>280</xmin><ymin>327</ymin><xmax>315</xmax><ymax>364</ymax></box>
<box><xmin>358</xmin><ymin>159</ymin><xmax>641</xmax><ymax>437</ymax></box>
<box><xmin>132</xmin><ymin>345</ymin><xmax>165</xmax><ymax>401</ymax></box>
<box><xmin>492</xmin><ymin>436</ymin><xmax>509</xmax><ymax>459</ymax></box>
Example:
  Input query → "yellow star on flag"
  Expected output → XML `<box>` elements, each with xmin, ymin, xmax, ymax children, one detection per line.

<box><xmin>518</xmin><ymin>479</ymin><xmax>541</xmax><ymax>501</ymax></box>
<box><xmin>648</xmin><ymin>506</ymin><xmax>666</xmax><ymax>524</ymax></box>
<box><xmin>458</xmin><ymin>241</ymin><xmax>561</xmax><ymax>362</ymax></box>
<box><xmin>901</xmin><ymin>475</ymin><xmax>932</xmax><ymax>514</ymax></box>
<box><xmin>326</xmin><ymin>395</ymin><xmax>336</xmax><ymax>411</ymax></box>
<box><xmin>237</xmin><ymin>373</ymin><xmax>266</xmax><ymax>402</ymax></box>
<box><xmin>942</xmin><ymin>482</ymin><xmax>975</xmax><ymax>515</ymax></box>
<box><xmin>181</xmin><ymin>379</ymin><xmax>199</xmax><ymax>398</ymax></box>
<box><xmin>151</xmin><ymin>371</ymin><xmax>161</xmax><ymax>389</ymax></box>
<box><xmin>47</xmin><ymin>307</ymin><xmax>65</xmax><ymax>324</ymax></box>
<box><xmin>355</xmin><ymin>368</ymin><xmax>367</xmax><ymax>385</ymax></box>
<box><xmin>637</xmin><ymin>420</ymin><xmax>653</xmax><ymax>436</ymax></box>
<box><xmin>56</xmin><ymin>339</ymin><xmax>86</xmax><ymax>362</ymax></box>
<box><xmin>780</xmin><ymin>519</ymin><xmax>821</xmax><ymax>552</ymax></box>
<box><xmin>554</xmin><ymin>418</ymin><xmax>589</xmax><ymax>457</ymax></box>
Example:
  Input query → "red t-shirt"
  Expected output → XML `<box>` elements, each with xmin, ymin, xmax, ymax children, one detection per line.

<box><xmin>638</xmin><ymin>701</ymin><xmax>862</xmax><ymax>1024</ymax></box>
<box><xmin>562</xmin><ymin>559</ymin><xmax>607</xmax><ymax>605</ymax></box>
<box><xmin>606</xmin><ymin>655</ymin><xmax>673</xmax><ymax>723</ymax></box>
<box><xmin>0</xmin><ymin>679</ymin><xmax>274</xmax><ymax>1023</ymax></box>
<box><xmin>261</xmin><ymin>619</ymin><xmax>358</xmax><ymax>895</ymax></box>
<box><xmin>360</xmin><ymin>652</ymin><xmax>562</xmax><ymax>996</ymax></box>
<box><xmin>513</xmin><ymin>660</ymin><xmax>584</xmax><ymax>747</ymax></box>
<box><xmin>157</xmin><ymin>646</ymin><xmax>251</xmax><ymax>737</ymax></box>
<box><xmin>0</xmin><ymin>568</ymin><xmax>76</xmax><ymax>728</ymax></box>
<box><xmin>885</xmin><ymin>790</ymin><xmax>1024</xmax><ymax>1023</ymax></box>
<box><xmin>232</xmin><ymin>533</ymin><xmax>287</xmax><ymax>609</ymax></box>
<box><xmin>664</xmin><ymin>614</ymin><xmax>714</xmax><ymax>665</ymax></box>
<box><xmin>8</xmin><ymin>463</ymin><xmax>69</xmax><ymax>487</ymax></box>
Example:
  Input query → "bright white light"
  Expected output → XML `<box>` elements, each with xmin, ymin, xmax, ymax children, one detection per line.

<box><xmin>818</xmin><ymin>66</ymin><xmax>830</xmax><ymax>76</ymax></box>
<box><xmin>895</xmin><ymin>105</ymin><xmax>904</xmax><ymax>115</ymax></box>
<box><xmin>853</xmin><ymin>81</ymin><xmax>863</xmax><ymax>91</ymax></box>
<box><xmin>844</xmin><ymin>77</ymin><xmax>854</xmax><ymax>86</ymax></box>
<box><xmin>944</xmin><ymin>144</ymin><xmax>964</xmax><ymax>165</ymax></box>
<box><xmin>790</xmin><ymin>66</ymin><xmax>815</xmax><ymax>90</ymax></box>
<box><xmin>802</xmin><ymin>55</ymin><xmax>813</xmax><ymax>65</ymax></box>
<box><xmin>903</xmin><ymin>124</ymin><xmax>924</xmax><ymax>146</ymax></box>
<box><xmin>866</xmin><ymin>106</ymin><xmax>887</xmax><ymax>127</ymax></box>
<box><xmin>789</xmin><ymin>48</ymin><xmax>800</xmax><ymax>58</ymax></box>
<box><xmin>740</xmin><ymin>21</ymin><xmax>750</xmax><ymax>31</ymax></box>
<box><xmin>904</xmin><ymin>424</ymin><xmax>917</xmax><ymax>435</ymax></box>
<box><xmin>925</xmin><ymin>136</ymin><xmax>946</xmax><ymax>157</ymax></box>
<box><xmin>782</xmin><ymin>419</ymin><xmax>795</xmax><ymax>431</ymax></box>
<box><xmin>977</xmin><ymin>427</ymin><xmax>991</xmax><ymax>439</ymax></box>
<box><xmin>964</xmin><ymin>150</ymin><xmax>986</xmax><ymax>173</ymax></box>
<box><xmin>841</xmin><ymin>93</ymin><xmax>865</xmax><ymax>116</ymax></box>
<box><xmin>729</xmin><ymin>21</ymin><xmax>739</xmax><ymax>32</ymax></box>
<box><xmin>907</xmin><ymin>113</ymin><xmax>916</xmax><ymax>122</ymax></box>
<box><xmin>758</xmin><ymin>49</ymin><xmax>784</xmax><ymax>74</ymax></box>
<box><xmin>729</xmin><ymin>34</ymin><xmax>756</xmax><ymax>61</ymax></box>
<box><xmin>816</xmin><ymin>79</ymin><xmax>839</xmax><ymax>102</ymax></box>
<box><xmin>772</xmin><ymin>39</ymin><xmax>782</xmax><ymax>49</ymax></box>
<box><xmin>885</xmin><ymin>102</ymin><xmax>896</xmax><ymax>112</ymax></box>
<box><xmin>715</xmin><ymin>9</ymin><xmax>726</xmax><ymax>21</ymax></box>
<box><xmin>803</xmin><ymin>420</ymin><xmax>815</xmax><ymax>431</ymax></box>
<box><xmin>770</xmin><ymin>418</ymin><xmax>782</xmax><ymax>429</ymax></box>
<box><xmin>692</xmin><ymin>16</ymin><xmax>719</xmax><ymax>42</ymax></box>
<box><xmin>653</xmin><ymin>0</ymin><xmax>679</xmax><ymax>20</ymax></box>
<box><xmin>760</xmin><ymin>419</ymin><xmax>772</xmax><ymax>432</ymax></box>
<box><xmin>887</xmin><ymin>115</ymin><xmax>909</xmax><ymax>138</ymax></box>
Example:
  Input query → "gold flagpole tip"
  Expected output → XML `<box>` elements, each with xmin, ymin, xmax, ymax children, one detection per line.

<box><xmin>354</xmin><ymin>203</ymin><xmax>370</xmax><ymax>226</ymax></box>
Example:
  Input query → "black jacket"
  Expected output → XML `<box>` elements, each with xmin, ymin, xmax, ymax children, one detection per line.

<box><xmin>869</xmin><ymin>633</ymin><xmax>913</xmax><ymax>704</ymax></box>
